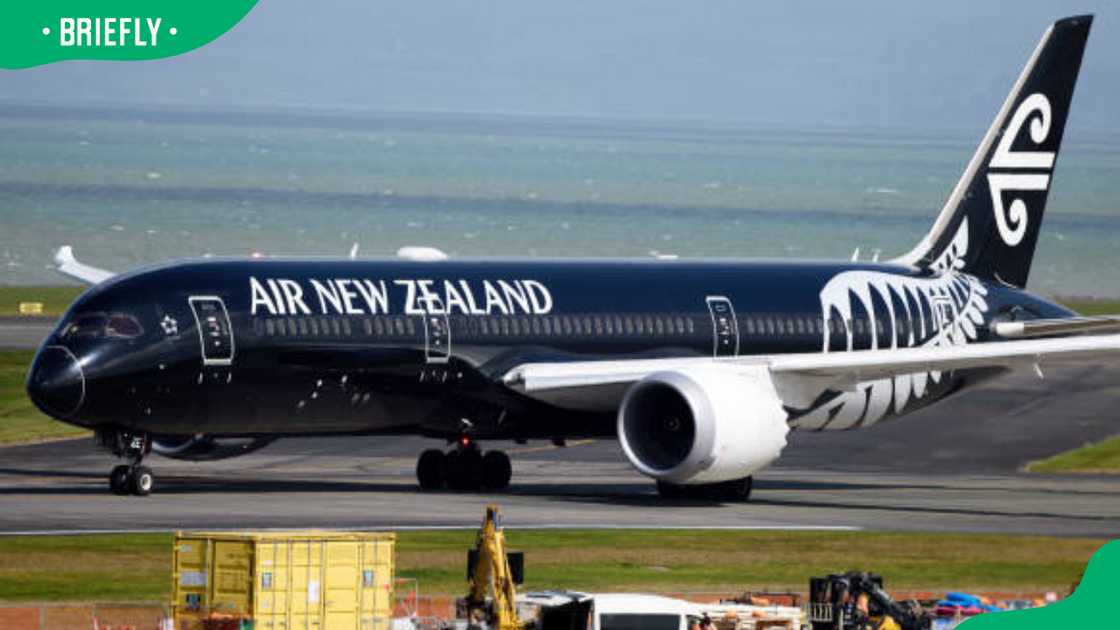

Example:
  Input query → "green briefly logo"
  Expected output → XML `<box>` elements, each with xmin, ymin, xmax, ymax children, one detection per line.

<box><xmin>1</xmin><ymin>0</ymin><xmax>258</xmax><ymax>69</ymax></box>
<box><xmin>960</xmin><ymin>540</ymin><xmax>1118</xmax><ymax>629</ymax></box>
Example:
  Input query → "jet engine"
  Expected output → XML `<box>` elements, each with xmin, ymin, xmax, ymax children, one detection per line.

<box><xmin>617</xmin><ymin>366</ymin><xmax>789</xmax><ymax>484</ymax></box>
<box><xmin>151</xmin><ymin>434</ymin><xmax>276</xmax><ymax>461</ymax></box>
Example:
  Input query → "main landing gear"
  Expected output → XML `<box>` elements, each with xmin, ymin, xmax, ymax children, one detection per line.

<box><xmin>97</xmin><ymin>427</ymin><xmax>155</xmax><ymax>496</ymax></box>
<box><xmin>416</xmin><ymin>437</ymin><xmax>512</xmax><ymax>492</ymax></box>
<box><xmin>656</xmin><ymin>476</ymin><xmax>753</xmax><ymax>502</ymax></box>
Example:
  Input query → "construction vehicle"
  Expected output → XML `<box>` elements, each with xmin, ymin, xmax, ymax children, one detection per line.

<box><xmin>808</xmin><ymin>572</ymin><xmax>931</xmax><ymax>630</ymax></box>
<box><xmin>458</xmin><ymin>504</ymin><xmax>526</xmax><ymax>630</ymax></box>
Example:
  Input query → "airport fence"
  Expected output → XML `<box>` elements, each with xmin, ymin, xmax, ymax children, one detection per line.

<box><xmin>0</xmin><ymin>602</ymin><xmax>167</xmax><ymax>630</ymax></box>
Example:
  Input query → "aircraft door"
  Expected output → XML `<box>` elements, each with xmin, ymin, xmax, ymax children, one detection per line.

<box><xmin>188</xmin><ymin>296</ymin><xmax>235</xmax><ymax>383</ymax></box>
<box><xmin>422</xmin><ymin>296</ymin><xmax>451</xmax><ymax>364</ymax></box>
<box><xmin>706</xmin><ymin>296</ymin><xmax>739</xmax><ymax>358</ymax></box>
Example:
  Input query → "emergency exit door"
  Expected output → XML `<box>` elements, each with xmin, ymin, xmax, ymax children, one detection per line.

<box><xmin>706</xmin><ymin>296</ymin><xmax>739</xmax><ymax>358</ymax></box>
<box><xmin>422</xmin><ymin>296</ymin><xmax>451</xmax><ymax>364</ymax></box>
<box><xmin>188</xmin><ymin>296</ymin><xmax>235</xmax><ymax>366</ymax></box>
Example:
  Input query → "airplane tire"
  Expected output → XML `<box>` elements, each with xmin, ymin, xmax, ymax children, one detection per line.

<box><xmin>720</xmin><ymin>476</ymin><xmax>753</xmax><ymax>502</ymax></box>
<box><xmin>459</xmin><ymin>446</ymin><xmax>486</xmax><ymax>490</ymax></box>
<box><xmin>448</xmin><ymin>448</ymin><xmax>484</xmax><ymax>491</ymax></box>
<box><xmin>656</xmin><ymin>480</ymin><xmax>685</xmax><ymax>499</ymax></box>
<box><xmin>416</xmin><ymin>449</ymin><xmax>447</xmax><ymax>490</ymax></box>
<box><xmin>109</xmin><ymin>465</ymin><xmax>131</xmax><ymax>495</ymax></box>
<box><xmin>130</xmin><ymin>466</ymin><xmax>154</xmax><ymax>497</ymax></box>
<box><xmin>481</xmin><ymin>451</ymin><xmax>512</xmax><ymax>490</ymax></box>
<box><xmin>656</xmin><ymin>477</ymin><xmax>752</xmax><ymax>502</ymax></box>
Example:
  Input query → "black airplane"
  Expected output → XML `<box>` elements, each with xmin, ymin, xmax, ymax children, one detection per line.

<box><xmin>26</xmin><ymin>15</ymin><xmax>1120</xmax><ymax>499</ymax></box>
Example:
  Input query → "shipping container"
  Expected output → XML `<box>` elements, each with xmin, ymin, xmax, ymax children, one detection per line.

<box><xmin>172</xmin><ymin>530</ymin><xmax>395</xmax><ymax>630</ymax></box>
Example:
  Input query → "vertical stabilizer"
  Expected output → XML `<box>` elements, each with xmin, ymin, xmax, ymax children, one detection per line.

<box><xmin>895</xmin><ymin>15</ymin><xmax>1092</xmax><ymax>287</ymax></box>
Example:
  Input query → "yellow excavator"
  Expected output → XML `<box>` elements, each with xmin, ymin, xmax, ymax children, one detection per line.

<box><xmin>460</xmin><ymin>504</ymin><xmax>525</xmax><ymax>630</ymax></box>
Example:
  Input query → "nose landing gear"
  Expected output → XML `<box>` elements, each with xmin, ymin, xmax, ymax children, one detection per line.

<box><xmin>416</xmin><ymin>437</ymin><xmax>512</xmax><ymax>492</ymax></box>
<box><xmin>97</xmin><ymin>427</ymin><xmax>155</xmax><ymax>497</ymax></box>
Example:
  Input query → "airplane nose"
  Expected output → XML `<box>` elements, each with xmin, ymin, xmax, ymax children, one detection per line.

<box><xmin>27</xmin><ymin>346</ymin><xmax>85</xmax><ymax>417</ymax></box>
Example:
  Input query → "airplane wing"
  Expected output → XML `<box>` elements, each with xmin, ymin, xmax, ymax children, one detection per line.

<box><xmin>503</xmin><ymin>331</ymin><xmax>1120</xmax><ymax>411</ymax></box>
<box><xmin>54</xmin><ymin>246</ymin><xmax>114</xmax><ymax>285</ymax></box>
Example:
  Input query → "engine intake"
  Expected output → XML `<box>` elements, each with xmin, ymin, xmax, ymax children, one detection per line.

<box><xmin>617</xmin><ymin>366</ymin><xmax>789</xmax><ymax>484</ymax></box>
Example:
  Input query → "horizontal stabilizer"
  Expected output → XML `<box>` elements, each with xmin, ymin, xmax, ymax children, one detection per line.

<box><xmin>54</xmin><ymin>246</ymin><xmax>114</xmax><ymax>285</ymax></box>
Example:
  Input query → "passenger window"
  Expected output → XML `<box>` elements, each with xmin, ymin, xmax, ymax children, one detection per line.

<box><xmin>342</xmin><ymin>318</ymin><xmax>352</xmax><ymax>336</ymax></box>
<box><xmin>265</xmin><ymin>319</ymin><xmax>276</xmax><ymax>336</ymax></box>
<box><xmin>298</xmin><ymin>318</ymin><xmax>309</xmax><ymax>336</ymax></box>
<box><xmin>654</xmin><ymin>317</ymin><xmax>664</xmax><ymax>335</ymax></box>
<box><xmin>531</xmin><ymin>317</ymin><xmax>541</xmax><ymax>335</ymax></box>
<box><xmin>542</xmin><ymin>317</ymin><xmax>553</xmax><ymax>336</ymax></box>
<box><xmin>686</xmin><ymin>317</ymin><xmax>695</xmax><ymax>334</ymax></box>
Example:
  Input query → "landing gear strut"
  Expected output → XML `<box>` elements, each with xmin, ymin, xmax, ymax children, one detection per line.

<box><xmin>97</xmin><ymin>427</ymin><xmax>155</xmax><ymax>497</ymax></box>
<box><xmin>416</xmin><ymin>438</ymin><xmax>512</xmax><ymax>492</ymax></box>
<box><xmin>656</xmin><ymin>476</ymin><xmax>753</xmax><ymax>502</ymax></box>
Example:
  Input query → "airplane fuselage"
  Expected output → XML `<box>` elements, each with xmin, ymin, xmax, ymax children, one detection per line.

<box><xmin>28</xmin><ymin>257</ymin><xmax>1072</xmax><ymax>441</ymax></box>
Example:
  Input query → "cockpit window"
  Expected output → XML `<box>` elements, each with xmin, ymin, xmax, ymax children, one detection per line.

<box><xmin>62</xmin><ymin>312</ymin><xmax>144</xmax><ymax>340</ymax></box>
<box><xmin>106</xmin><ymin>314</ymin><xmax>144</xmax><ymax>338</ymax></box>
<box><xmin>62</xmin><ymin>313</ymin><xmax>108</xmax><ymax>339</ymax></box>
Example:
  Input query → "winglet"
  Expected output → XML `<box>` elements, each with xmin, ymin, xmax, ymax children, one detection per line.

<box><xmin>54</xmin><ymin>246</ymin><xmax>114</xmax><ymax>285</ymax></box>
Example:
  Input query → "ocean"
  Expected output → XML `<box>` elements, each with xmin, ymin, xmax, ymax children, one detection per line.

<box><xmin>1</xmin><ymin>104</ymin><xmax>1118</xmax><ymax>297</ymax></box>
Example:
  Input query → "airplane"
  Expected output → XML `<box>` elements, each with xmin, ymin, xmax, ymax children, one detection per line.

<box><xmin>26</xmin><ymin>15</ymin><xmax>1120</xmax><ymax>499</ymax></box>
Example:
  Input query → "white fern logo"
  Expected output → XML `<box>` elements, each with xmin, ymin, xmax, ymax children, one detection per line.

<box><xmin>987</xmin><ymin>92</ymin><xmax>1055</xmax><ymax>247</ymax></box>
<box><xmin>792</xmin><ymin>222</ymin><xmax>988</xmax><ymax>430</ymax></box>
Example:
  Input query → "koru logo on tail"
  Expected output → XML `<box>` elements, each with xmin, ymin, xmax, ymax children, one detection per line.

<box><xmin>987</xmin><ymin>92</ymin><xmax>1055</xmax><ymax>247</ymax></box>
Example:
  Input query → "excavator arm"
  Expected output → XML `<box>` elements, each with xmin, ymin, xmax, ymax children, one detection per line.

<box><xmin>465</xmin><ymin>505</ymin><xmax>524</xmax><ymax>630</ymax></box>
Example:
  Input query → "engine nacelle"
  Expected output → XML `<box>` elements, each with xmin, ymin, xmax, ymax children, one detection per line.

<box><xmin>151</xmin><ymin>434</ymin><xmax>276</xmax><ymax>461</ymax></box>
<box><xmin>617</xmin><ymin>366</ymin><xmax>789</xmax><ymax>484</ymax></box>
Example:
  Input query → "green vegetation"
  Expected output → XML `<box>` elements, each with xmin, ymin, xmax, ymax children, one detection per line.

<box><xmin>0</xmin><ymin>530</ymin><xmax>1104</xmax><ymax>602</ymax></box>
<box><xmin>0</xmin><ymin>350</ymin><xmax>88</xmax><ymax>444</ymax></box>
<box><xmin>1059</xmin><ymin>298</ymin><xmax>1120</xmax><ymax>316</ymax></box>
<box><xmin>1026</xmin><ymin>436</ymin><xmax>1120</xmax><ymax>474</ymax></box>
<box><xmin>0</xmin><ymin>285</ymin><xmax>82</xmax><ymax>317</ymax></box>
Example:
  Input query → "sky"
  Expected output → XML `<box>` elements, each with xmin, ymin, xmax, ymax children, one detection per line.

<box><xmin>2</xmin><ymin>1</ymin><xmax>1118</xmax><ymax>132</ymax></box>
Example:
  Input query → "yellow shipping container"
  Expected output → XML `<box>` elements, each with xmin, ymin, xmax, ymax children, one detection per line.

<box><xmin>172</xmin><ymin>530</ymin><xmax>395</xmax><ymax>630</ymax></box>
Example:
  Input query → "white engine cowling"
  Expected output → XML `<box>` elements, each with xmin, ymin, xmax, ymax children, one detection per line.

<box><xmin>617</xmin><ymin>366</ymin><xmax>789</xmax><ymax>484</ymax></box>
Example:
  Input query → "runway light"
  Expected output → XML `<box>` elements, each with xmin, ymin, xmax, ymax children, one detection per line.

<box><xmin>460</xmin><ymin>436</ymin><xmax>471</xmax><ymax>448</ymax></box>
<box><xmin>250</xmin><ymin>251</ymin><xmax>263</xmax><ymax>259</ymax></box>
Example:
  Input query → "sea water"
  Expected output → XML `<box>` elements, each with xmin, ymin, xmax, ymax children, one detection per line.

<box><xmin>0</xmin><ymin>104</ymin><xmax>1117</xmax><ymax>297</ymax></box>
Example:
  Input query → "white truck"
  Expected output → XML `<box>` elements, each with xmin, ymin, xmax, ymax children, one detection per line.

<box><xmin>516</xmin><ymin>591</ymin><xmax>806</xmax><ymax>630</ymax></box>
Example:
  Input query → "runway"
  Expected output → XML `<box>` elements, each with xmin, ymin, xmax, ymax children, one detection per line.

<box><xmin>1</xmin><ymin>314</ymin><xmax>1118</xmax><ymax>537</ymax></box>
<box><xmin>0</xmin><ymin>316</ymin><xmax>53</xmax><ymax>350</ymax></box>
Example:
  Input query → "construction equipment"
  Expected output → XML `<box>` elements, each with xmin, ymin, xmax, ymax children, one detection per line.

<box><xmin>459</xmin><ymin>504</ymin><xmax>525</xmax><ymax>630</ymax></box>
<box><xmin>172</xmin><ymin>530</ymin><xmax>396</xmax><ymax>630</ymax></box>
<box><xmin>808</xmin><ymin>572</ymin><xmax>931</xmax><ymax>630</ymax></box>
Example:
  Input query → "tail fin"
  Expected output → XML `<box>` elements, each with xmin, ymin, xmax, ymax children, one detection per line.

<box><xmin>895</xmin><ymin>15</ymin><xmax>1092</xmax><ymax>288</ymax></box>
